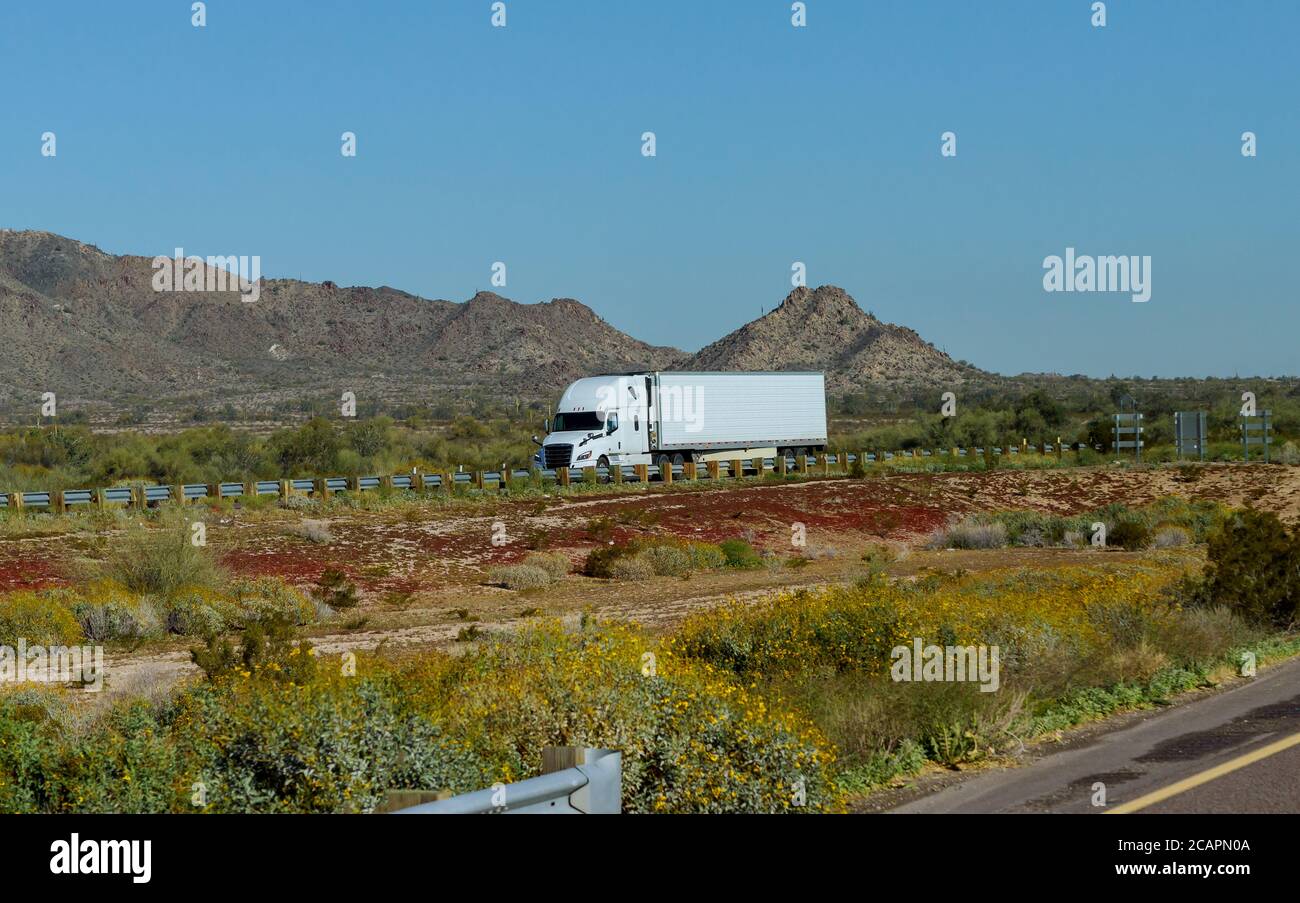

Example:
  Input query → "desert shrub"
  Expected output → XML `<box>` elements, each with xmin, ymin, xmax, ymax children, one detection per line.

<box><xmin>1152</xmin><ymin>526</ymin><xmax>1191</xmax><ymax>548</ymax></box>
<box><xmin>229</xmin><ymin>578</ymin><xmax>316</xmax><ymax>627</ymax></box>
<box><xmin>929</xmin><ymin>519</ymin><xmax>1008</xmax><ymax>550</ymax></box>
<box><xmin>310</xmin><ymin>568</ymin><xmax>358</xmax><ymax>611</ymax></box>
<box><xmin>162</xmin><ymin>587</ymin><xmax>239</xmax><ymax>637</ymax></box>
<box><xmin>99</xmin><ymin>523</ymin><xmax>225</xmax><ymax>599</ymax></box>
<box><xmin>608</xmin><ymin>554</ymin><xmax>656</xmax><ymax>581</ymax></box>
<box><xmin>53</xmin><ymin>581</ymin><xmax>162</xmax><ymax>642</ymax></box>
<box><xmin>488</xmin><ymin>564</ymin><xmax>552</xmax><ymax>590</ymax></box>
<box><xmin>641</xmin><ymin>544</ymin><xmax>694</xmax><ymax>577</ymax></box>
<box><xmin>583</xmin><ymin>543</ymin><xmax>636</xmax><ymax>578</ymax></box>
<box><xmin>1106</xmin><ymin>516</ymin><xmax>1152</xmax><ymax>551</ymax></box>
<box><xmin>0</xmin><ymin>592</ymin><xmax>84</xmax><ymax>647</ymax></box>
<box><xmin>1195</xmin><ymin>509</ymin><xmax>1300</xmax><ymax>628</ymax></box>
<box><xmin>719</xmin><ymin>538</ymin><xmax>763</xmax><ymax>569</ymax></box>
<box><xmin>287</xmin><ymin>520</ymin><xmax>333</xmax><ymax>544</ymax></box>
<box><xmin>522</xmin><ymin>552</ymin><xmax>570</xmax><ymax>581</ymax></box>
<box><xmin>191</xmin><ymin>616</ymin><xmax>317</xmax><ymax>684</ymax></box>
<box><xmin>688</xmin><ymin>542</ymin><xmax>728</xmax><ymax>570</ymax></box>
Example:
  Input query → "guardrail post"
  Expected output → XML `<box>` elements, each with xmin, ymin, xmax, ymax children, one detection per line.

<box><xmin>796</xmin><ymin>454</ymin><xmax>808</xmax><ymax>474</ymax></box>
<box><xmin>472</xmin><ymin>471</ymin><xmax>484</xmax><ymax>490</ymax></box>
<box><xmin>95</xmin><ymin>488</ymin><xmax>106</xmax><ymax>511</ymax></box>
<box><xmin>244</xmin><ymin>481</ymin><xmax>256</xmax><ymax>501</ymax></box>
<box><xmin>707</xmin><ymin>460</ymin><xmax>720</xmax><ymax>480</ymax></box>
<box><xmin>279</xmin><ymin>479</ymin><xmax>291</xmax><ymax>501</ymax></box>
<box><xmin>612</xmin><ymin>463</ymin><xmax>623</xmax><ymax>484</ymax></box>
<box><xmin>683</xmin><ymin>460</ymin><xmax>697</xmax><ymax>481</ymax></box>
<box><xmin>132</xmin><ymin>486</ymin><xmax>147</xmax><ymax>509</ymax></box>
<box><xmin>413</xmin><ymin>471</ymin><xmax>426</xmax><ymax>492</ymax></box>
<box><xmin>752</xmin><ymin>456</ymin><xmax>764</xmax><ymax>477</ymax></box>
<box><xmin>314</xmin><ymin>478</ymin><xmax>329</xmax><ymax>499</ymax></box>
<box><xmin>381</xmin><ymin>474</ymin><xmax>394</xmax><ymax>492</ymax></box>
<box><xmin>558</xmin><ymin>467</ymin><xmax>571</xmax><ymax>487</ymax></box>
<box><xmin>170</xmin><ymin>484</ymin><xmax>184</xmax><ymax>506</ymax></box>
<box><xmin>816</xmin><ymin>453</ymin><xmax>828</xmax><ymax>475</ymax></box>
<box><xmin>11</xmin><ymin>492</ymin><xmax>22</xmax><ymax>511</ymax></box>
<box><xmin>731</xmin><ymin>457</ymin><xmax>743</xmax><ymax>479</ymax></box>
<box><xmin>661</xmin><ymin>460</ymin><xmax>673</xmax><ymax>485</ymax></box>
<box><xmin>51</xmin><ymin>490</ymin><xmax>64</xmax><ymax>513</ymax></box>
<box><xmin>207</xmin><ymin>483</ymin><xmax>220</xmax><ymax>503</ymax></box>
<box><xmin>634</xmin><ymin>464</ymin><xmax>648</xmax><ymax>483</ymax></box>
<box><xmin>776</xmin><ymin>454</ymin><xmax>787</xmax><ymax>477</ymax></box>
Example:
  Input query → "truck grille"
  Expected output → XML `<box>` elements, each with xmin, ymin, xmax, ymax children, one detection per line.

<box><xmin>543</xmin><ymin>444</ymin><xmax>573</xmax><ymax>468</ymax></box>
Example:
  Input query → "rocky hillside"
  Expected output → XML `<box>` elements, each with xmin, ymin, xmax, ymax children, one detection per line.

<box><xmin>685</xmin><ymin>285</ymin><xmax>981</xmax><ymax>392</ymax></box>
<box><xmin>0</xmin><ymin>230</ymin><xmax>683</xmax><ymax>409</ymax></box>
<box><xmin>0</xmin><ymin>230</ymin><xmax>986</xmax><ymax>412</ymax></box>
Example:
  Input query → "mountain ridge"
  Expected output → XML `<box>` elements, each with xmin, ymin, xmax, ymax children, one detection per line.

<box><xmin>0</xmin><ymin>229</ymin><xmax>986</xmax><ymax>410</ymax></box>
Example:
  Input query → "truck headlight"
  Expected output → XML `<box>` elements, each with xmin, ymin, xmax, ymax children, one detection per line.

<box><xmin>576</xmin><ymin>451</ymin><xmax>592</xmax><ymax>462</ymax></box>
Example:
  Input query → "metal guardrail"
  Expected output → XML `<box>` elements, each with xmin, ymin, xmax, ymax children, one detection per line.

<box><xmin>0</xmin><ymin>444</ymin><xmax>1095</xmax><ymax>512</ymax></box>
<box><xmin>393</xmin><ymin>748</ymin><xmax>621</xmax><ymax>815</ymax></box>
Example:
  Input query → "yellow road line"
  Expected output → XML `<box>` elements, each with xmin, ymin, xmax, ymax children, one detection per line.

<box><xmin>1108</xmin><ymin>730</ymin><xmax>1300</xmax><ymax>814</ymax></box>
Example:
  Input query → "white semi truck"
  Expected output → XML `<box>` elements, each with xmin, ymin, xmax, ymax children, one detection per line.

<box><xmin>532</xmin><ymin>371</ymin><xmax>827</xmax><ymax>472</ymax></box>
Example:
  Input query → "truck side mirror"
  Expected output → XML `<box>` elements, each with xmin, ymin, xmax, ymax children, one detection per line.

<box><xmin>544</xmin><ymin>419</ymin><xmax>550</xmax><ymax>433</ymax></box>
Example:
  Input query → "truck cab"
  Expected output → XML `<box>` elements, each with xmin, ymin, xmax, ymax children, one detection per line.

<box><xmin>532</xmin><ymin>375</ymin><xmax>650</xmax><ymax>470</ymax></box>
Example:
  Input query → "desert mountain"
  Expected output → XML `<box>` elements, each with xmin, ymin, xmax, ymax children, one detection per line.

<box><xmin>684</xmin><ymin>285</ymin><xmax>980</xmax><ymax>393</ymax></box>
<box><xmin>0</xmin><ymin>230</ymin><xmax>683</xmax><ymax>409</ymax></box>
<box><xmin>0</xmin><ymin>230</ymin><xmax>986</xmax><ymax>412</ymax></box>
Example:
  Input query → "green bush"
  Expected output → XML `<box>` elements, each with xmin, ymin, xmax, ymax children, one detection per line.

<box><xmin>100</xmin><ymin>523</ymin><xmax>226</xmax><ymax>599</ymax></box>
<box><xmin>609</xmin><ymin>554</ymin><xmax>656</xmax><ymax>581</ymax></box>
<box><xmin>0</xmin><ymin>593</ymin><xmax>84</xmax><ymax>647</ymax></box>
<box><xmin>641</xmin><ymin>544</ymin><xmax>694</xmax><ymax>577</ymax></box>
<box><xmin>522</xmin><ymin>552</ymin><xmax>571</xmax><ymax>580</ymax></box>
<box><xmin>719</xmin><ymin>538</ymin><xmax>763</xmax><ymax>569</ymax></box>
<box><xmin>229</xmin><ymin>578</ymin><xmax>315</xmax><ymax>627</ymax></box>
<box><xmin>488</xmin><ymin>564</ymin><xmax>552</xmax><ymax>590</ymax></box>
<box><xmin>1196</xmin><ymin>509</ymin><xmax>1300</xmax><ymax>628</ymax></box>
<box><xmin>162</xmin><ymin>588</ymin><xmax>239</xmax><ymax>637</ymax></box>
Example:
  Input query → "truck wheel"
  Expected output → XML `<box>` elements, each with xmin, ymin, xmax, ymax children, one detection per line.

<box><xmin>671</xmin><ymin>453</ymin><xmax>685</xmax><ymax>466</ymax></box>
<box><xmin>794</xmin><ymin>447</ymin><xmax>808</xmax><ymax>466</ymax></box>
<box><xmin>656</xmin><ymin>454</ymin><xmax>672</xmax><ymax>480</ymax></box>
<box><xmin>597</xmin><ymin>456</ymin><xmax>610</xmax><ymax>482</ymax></box>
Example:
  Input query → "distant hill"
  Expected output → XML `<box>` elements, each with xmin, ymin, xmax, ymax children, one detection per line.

<box><xmin>0</xmin><ymin>230</ymin><xmax>989</xmax><ymax>413</ymax></box>
<box><xmin>684</xmin><ymin>285</ymin><xmax>984</xmax><ymax>393</ymax></box>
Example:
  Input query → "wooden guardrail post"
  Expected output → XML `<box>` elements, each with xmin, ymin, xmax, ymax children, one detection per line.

<box><xmin>731</xmin><ymin>458</ymin><xmax>743</xmax><ymax>479</ymax></box>
<box><xmin>776</xmin><ymin>454</ymin><xmax>787</xmax><ymax>477</ymax></box>
<box><xmin>413</xmin><ymin>470</ymin><xmax>426</xmax><ymax>492</ymax></box>
<box><xmin>816</xmin><ymin>453</ymin><xmax>828</xmax><ymax>475</ymax></box>
<box><xmin>707</xmin><ymin>460</ymin><xmax>720</xmax><ymax>480</ymax></box>
<box><xmin>95</xmin><ymin>487</ymin><xmax>107</xmax><ymax>511</ymax></box>
<box><xmin>558</xmin><ymin>467</ymin><xmax>571</xmax><ymax>487</ymax></box>
<box><xmin>10</xmin><ymin>492</ymin><xmax>22</xmax><ymax>511</ymax></box>
<box><xmin>612</xmin><ymin>462</ymin><xmax>623</xmax><ymax>484</ymax></box>
<box><xmin>243</xmin><ymin>481</ymin><xmax>256</xmax><ymax>502</ymax></box>
<box><xmin>752</xmin><ymin>456</ymin><xmax>765</xmax><ymax>478</ymax></box>
<box><xmin>634</xmin><ymin>464</ymin><xmax>648</xmax><ymax>483</ymax></box>
<box><xmin>207</xmin><ymin>483</ymin><xmax>220</xmax><ymax>503</ymax></box>
<box><xmin>661</xmin><ymin>459</ymin><xmax>673</xmax><ymax>485</ymax></box>
<box><xmin>133</xmin><ymin>486</ymin><xmax>147</xmax><ymax>509</ymax></box>
<box><xmin>279</xmin><ymin>479</ymin><xmax>292</xmax><ymax>501</ymax></box>
<box><xmin>796</xmin><ymin>453</ymin><xmax>808</xmax><ymax>474</ymax></box>
<box><xmin>471</xmin><ymin>470</ymin><xmax>484</xmax><ymax>490</ymax></box>
<box><xmin>51</xmin><ymin>490</ymin><xmax>64</xmax><ymax>514</ymax></box>
<box><xmin>170</xmin><ymin>484</ymin><xmax>185</xmax><ymax>506</ymax></box>
<box><xmin>683</xmin><ymin>460</ymin><xmax>697</xmax><ymax>481</ymax></box>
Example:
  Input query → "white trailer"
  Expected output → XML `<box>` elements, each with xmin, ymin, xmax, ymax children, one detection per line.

<box><xmin>533</xmin><ymin>371</ymin><xmax>827</xmax><ymax>471</ymax></box>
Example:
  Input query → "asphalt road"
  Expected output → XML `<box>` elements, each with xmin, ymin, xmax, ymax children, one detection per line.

<box><xmin>891</xmin><ymin>655</ymin><xmax>1300</xmax><ymax>814</ymax></box>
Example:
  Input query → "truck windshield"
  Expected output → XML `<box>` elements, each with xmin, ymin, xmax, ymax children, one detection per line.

<box><xmin>552</xmin><ymin>411</ymin><xmax>603</xmax><ymax>432</ymax></box>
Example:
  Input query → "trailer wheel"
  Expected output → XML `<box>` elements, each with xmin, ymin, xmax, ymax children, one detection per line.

<box><xmin>656</xmin><ymin>454</ymin><xmax>672</xmax><ymax>480</ymax></box>
<box><xmin>671</xmin><ymin>453</ymin><xmax>685</xmax><ymax>466</ymax></box>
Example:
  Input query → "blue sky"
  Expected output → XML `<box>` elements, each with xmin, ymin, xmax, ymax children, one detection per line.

<box><xmin>1</xmin><ymin>1</ymin><xmax>1295</xmax><ymax>377</ymax></box>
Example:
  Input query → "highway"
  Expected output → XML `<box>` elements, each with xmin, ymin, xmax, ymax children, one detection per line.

<box><xmin>891</xmin><ymin>656</ymin><xmax>1300</xmax><ymax>814</ymax></box>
